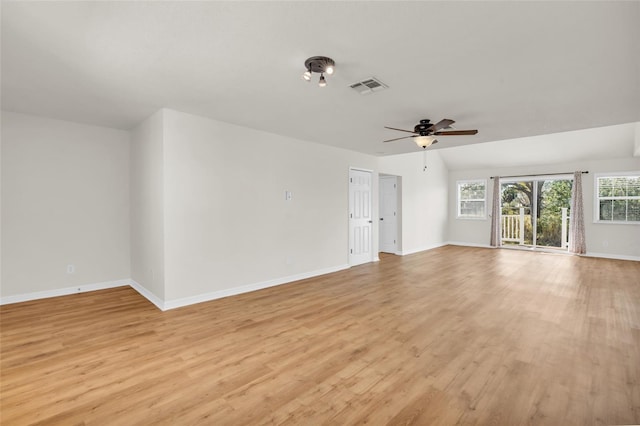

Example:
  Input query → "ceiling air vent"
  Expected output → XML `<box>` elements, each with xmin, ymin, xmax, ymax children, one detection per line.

<box><xmin>349</xmin><ymin>77</ymin><xmax>388</xmax><ymax>95</ymax></box>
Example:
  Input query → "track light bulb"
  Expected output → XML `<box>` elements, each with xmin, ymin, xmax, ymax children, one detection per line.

<box><xmin>302</xmin><ymin>70</ymin><xmax>311</xmax><ymax>81</ymax></box>
<box><xmin>318</xmin><ymin>73</ymin><xmax>327</xmax><ymax>87</ymax></box>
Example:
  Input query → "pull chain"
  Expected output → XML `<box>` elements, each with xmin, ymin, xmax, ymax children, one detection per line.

<box><xmin>423</xmin><ymin>149</ymin><xmax>427</xmax><ymax>171</ymax></box>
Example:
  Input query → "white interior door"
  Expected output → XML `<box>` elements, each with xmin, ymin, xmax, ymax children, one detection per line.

<box><xmin>379</xmin><ymin>176</ymin><xmax>398</xmax><ymax>254</ymax></box>
<box><xmin>349</xmin><ymin>169</ymin><xmax>373</xmax><ymax>266</ymax></box>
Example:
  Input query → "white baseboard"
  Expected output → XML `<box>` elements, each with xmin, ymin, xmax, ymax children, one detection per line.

<box><xmin>129</xmin><ymin>280</ymin><xmax>165</xmax><ymax>311</ymax></box>
<box><xmin>446</xmin><ymin>242</ymin><xmax>638</xmax><ymax>261</ymax></box>
<box><xmin>584</xmin><ymin>252</ymin><xmax>640</xmax><ymax>262</ymax></box>
<box><xmin>0</xmin><ymin>265</ymin><xmax>352</xmax><ymax>311</ymax></box>
<box><xmin>162</xmin><ymin>264</ymin><xmax>350</xmax><ymax>311</ymax></box>
<box><xmin>3</xmin><ymin>248</ymin><xmax>636</xmax><ymax>310</ymax></box>
<box><xmin>446</xmin><ymin>241</ymin><xmax>494</xmax><ymax>249</ymax></box>
<box><xmin>0</xmin><ymin>278</ymin><xmax>130</xmax><ymax>306</ymax></box>
<box><xmin>398</xmin><ymin>242</ymin><xmax>448</xmax><ymax>256</ymax></box>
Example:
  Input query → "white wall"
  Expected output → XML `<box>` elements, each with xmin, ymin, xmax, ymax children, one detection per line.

<box><xmin>161</xmin><ymin>109</ymin><xmax>378</xmax><ymax>303</ymax></box>
<box><xmin>443</xmin><ymin>123</ymin><xmax>640</xmax><ymax>259</ymax></box>
<box><xmin>379</xmin><ymin>150</ymin><xmax>449</xmax><ymax>254</ymax></box>
<box><xmin>635</xmin><ymin>122</ymin><xmax>640</xmax><ymax>157</ymax></box>
<box><xmin>130</xmin><ymin>110</ymin><xmax>165</xmax><ymax>301</ymax></box>
<box><xmin>7</xmin><ymin>108</ymin><xmax>633</xmax><ymax>308</ymax></box>
<box><xmin>1</xmin><ymin>111</ymin><xmax>130</xmax><ymax>299</ymax></box>
<box><xmin>448</xmin><ymin>159</ymin><xmax>640</xmax><ymax>259</ymax></box>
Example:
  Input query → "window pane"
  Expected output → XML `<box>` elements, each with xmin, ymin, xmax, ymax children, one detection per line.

<box><xmin>628</xmin><ymin>200</ymin><xmax>640</xmax><ymax>222</ymax></box>
<box><xmin>460</xmin><ymin>200</ymin><xmax>484</xmax><ymax>217</ymax></box>
<box><xmin>612</xmin><ymin>200</ymin><xmax>627</xmax><ymax>221</ymax></box>
<box><xmin>460</xmin><ymin>183</ymin><xmax>485</xmax><ymax>200</ymax></box>
<box><xmin>471</xmin><ymin>189</ymin><xmax>485</xmax><ymax>199</ymax></box>
<box><xmin>459</xmin><ymin>185</ymin><xmax>470</xmax><ymax>200</ymax></box>
<box><xmin>599</xmin><ymin>200</ymin><xmax>612</xmax><ymax>221</ymax></box>
<box><xmin>598</xmin><ymin>178</ymin><xmax>613</xmax><ymax>197</ymax></box>
<box><xmin>627</xmin><ymin>177</ymin><xmax>640</xmax><ymax>196</ymax></box>
<box><xmin>612</xmin><ymin>177</ymin><xmax>627</xmax><ymax>197</ymax></box>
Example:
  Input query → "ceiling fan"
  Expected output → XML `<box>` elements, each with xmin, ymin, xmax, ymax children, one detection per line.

<box><xmin>384</xmin><ymin>119</ymin><xmax>478</xmax><ymax>148</ymax></box>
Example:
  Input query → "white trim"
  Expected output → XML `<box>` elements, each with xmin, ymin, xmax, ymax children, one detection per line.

<box><xmin>3</xmin><ymin>249</ymin><xmax>636</xmax><ymax>310</ymax></box>
<box><xmin>446</xmin><ymin>241</ymin><xmax>494</xmax><ymax>249</ymax></box>
<box><xmin>349</xmin><ymin>166</ymin><xmax>374</xmax><ymax>173</ymax></box>
<box><xmin>500</xmin><ymin>245</ymin><xmax>571</xmax><ymax>256</ymax></box>
<box><xmin>129</xmin><ymin>280</ymin><xmax>165</xmax><ymax>311</ymax></box>
<box><xmin>0</xmin><ymin>278</ymin><xmax>129</xmax><ymax>306</ymax></box>
<box><xmin>584</xmin><ymin>252</ymin><xmax>640</xmax><ymax>262</ymax></box>
<box><xmin>162</xmin><ymin>264</ymin><xmax>350</xmax><ymax>310</ymax></box>
<box><xmin>398</xmin><ymin>242</ymin><xmax>448</xmax><ymax>256</ymax></box>
<box><xmin>592</xmin><ymin>220</ymin><xmax>640</xmax><ymax>225</ymax></box>
<box><xmin>0</xmin><ymin>264</ymin><xmax>352</xmax><ymax>311</ymax></box>
<box><xmin>446</xmin><ymin>241</ymin><xmax>639</xmax><ymax>261</ymax></box>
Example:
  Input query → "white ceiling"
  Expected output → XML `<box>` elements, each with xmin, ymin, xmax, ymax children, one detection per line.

<box><xmin>2</xmin><ymin>1</ymin><xmax>639</xmax><ymax>156</ymax></box>
<box><xmin>438</xmin><ymin>122</ymin><xmax>638</xmax><ymax>171</ymax></box>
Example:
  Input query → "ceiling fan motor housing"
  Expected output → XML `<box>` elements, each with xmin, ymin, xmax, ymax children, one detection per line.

<box><xmin>414</xmin><ymin>120</ymin><xmax>433</xmax><ymax>135</ymax></box>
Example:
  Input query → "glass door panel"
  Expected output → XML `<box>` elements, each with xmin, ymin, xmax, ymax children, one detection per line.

<box><xmin>500</xmin><ymin>181</ymin><xmax>534</xmax><ymax>246</ymax></box>
<box><xmin>536</xmin><ymin>179</ymin><xmax>573</xmax><ymax>249</ymax></box>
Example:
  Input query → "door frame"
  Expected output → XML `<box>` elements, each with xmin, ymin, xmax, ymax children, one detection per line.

<box><xmin>348</xmin><ymin>167</ymin><xmax>375</xmax><ymax>265</ymax></box>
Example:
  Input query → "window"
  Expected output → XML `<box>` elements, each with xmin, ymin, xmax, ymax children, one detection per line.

<box><xmin>595</xmin><ymin>173</ymin><xmax>640</xmax><ymax>223</ymax></box>
<box><xmin>457</xmin><ymin>179</ymin><xmax>486</xmax><ymax>219</ymax></box>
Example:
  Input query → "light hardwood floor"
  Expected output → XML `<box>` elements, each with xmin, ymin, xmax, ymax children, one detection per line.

<box><xmin>1</xmin><ymin>246</ymin><xmax>639</xmax><ymax>425</ymax></box>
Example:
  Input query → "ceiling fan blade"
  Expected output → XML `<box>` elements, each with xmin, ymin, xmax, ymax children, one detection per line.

<box><xmin>429</xmin><ymin>119</ymin><xmax>455</xmax><ymax>132</ymax></box>
<box><xmin>433</xmin><ymin>130</ymin><xmax>478</xmax><ymax>136</ymax></box>
<box><xmin>383</xmin><ymin>135</ymin><xmax>414</xmax><ymax>143</ymax></box>
<box><xmin>384</xmin><ymin>126</ymin><xmax>417</xmax><ymax>134</ymax></box>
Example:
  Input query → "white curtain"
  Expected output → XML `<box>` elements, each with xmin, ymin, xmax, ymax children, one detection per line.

<box><xmin>490</xmin><ymin>177</ymin><xmax>501</xmax><ymax>247</ymax></box>
<box><xmin>569</xmin><ymin>171</ymin><xmax>586</xmax><ymax>254</ymax></box>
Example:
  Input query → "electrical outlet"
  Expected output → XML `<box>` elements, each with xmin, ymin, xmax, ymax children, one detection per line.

<box><xmin>67</xmin><ymin>264</ymin><xmax>75</xmax><ymax>274</ymax></box>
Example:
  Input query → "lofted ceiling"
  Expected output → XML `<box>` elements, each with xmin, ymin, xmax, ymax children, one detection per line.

<box><xmin>2</xmin><ymin>1</ymin><xmax>639</xmax><ymax>156</ymax></box>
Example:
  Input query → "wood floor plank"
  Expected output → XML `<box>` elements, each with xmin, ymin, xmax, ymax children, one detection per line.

<box><xmin>1</xmin><ymin>246</ymin><xmax>639</xmax><ymax>425</ymax></box>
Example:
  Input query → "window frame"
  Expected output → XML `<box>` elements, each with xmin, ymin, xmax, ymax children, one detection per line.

<box><xmin>456</xmin><ymin>179</ymin><xmax>487</xmax><ymax>220</ymax></box>
<box><xmin>593</xmin><ymin>171</ymin><xmax>640</xmax><ymax>225</ymax></box>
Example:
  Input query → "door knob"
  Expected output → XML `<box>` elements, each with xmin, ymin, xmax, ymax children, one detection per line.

<box><xmin>368</xmin><ymin>220</ymin><xmax>372</xmax><ymax>223</ymax></box>
<box><xmin>380</xmin><ymin>218</ymin><xmax>384</xmax><ymax>221</ymax></box>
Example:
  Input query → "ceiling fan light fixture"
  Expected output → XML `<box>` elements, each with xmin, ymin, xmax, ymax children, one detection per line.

<box><xmin>414</xmin><ymin>135</ymin><xmax>437</xmax><ymax>148</ymax></box>
<box><xmin>325</xmin><ymin>65</ymin><xmax>334</xmax><ymax>75</ymax></box>
<box><xmin>302</xmin><ymin>70</ymin><xmax>312</xmax><ymax>81</ymax></box>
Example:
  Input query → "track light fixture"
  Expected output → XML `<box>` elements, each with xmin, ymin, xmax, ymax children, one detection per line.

<box><xmin>318</xmin><ymin>73</ymin><xmax>327</xmax><ymax>87</ymax></box>
<box><xmin>302</xmin><ymin>56</ymin><xmax>335</xmax><ymax>87</ymax></box>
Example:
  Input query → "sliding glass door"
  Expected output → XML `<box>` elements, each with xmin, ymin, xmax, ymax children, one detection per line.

<box><xmin>500</xmin><ymin>177</ymin><xmax>573</xmax><ymax>250</ymax></box>
<box><xmin>536</xmin><ymin>179</ymin><xmax>572</xmax><ymax>248</ymax></box>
